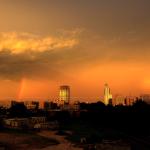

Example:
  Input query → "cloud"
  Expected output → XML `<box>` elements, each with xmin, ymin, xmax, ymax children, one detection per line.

<box><xmin>0</xmin><ymin>49</ymin><xmax>66</xmax><ymax>80</ymax></box>
<box><xmin>0</xmin><ymin>29</ymin><xmax>149</xmax><ymax>81</ymax></box>
<box><xmin>0</xmin><ymin>31</ymin><xmax>79</xmax><ymax>54</ymax></box>
<box><xmin>0</xmin><ymin>30</ymin><xmax>82</xmax><ymax>80</ymax></box>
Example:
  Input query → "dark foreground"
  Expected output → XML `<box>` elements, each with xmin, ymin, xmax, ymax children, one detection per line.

<box><xmin>1</xmin><ymin>100</ymin><xmax>150</xmax><ymax>149</ymax></box>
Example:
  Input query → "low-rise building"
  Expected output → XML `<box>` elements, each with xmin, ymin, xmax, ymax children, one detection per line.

<box><xmin>3</xmin><ymin>118</ymin><xmax>28</xmax><ymax>129</ymax></box>
<box><xmin>24</xmin><ymin>101</ymin><xmax>39</xmax><ymax>109</ymax></box>
<box><xmin>3</xmin><ymin>117</ymin><xmax>59</xmax><ymax>130</ymax></box>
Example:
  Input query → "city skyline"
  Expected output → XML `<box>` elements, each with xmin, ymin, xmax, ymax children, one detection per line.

<box><xmin>1</xmin><ymin>1</ymin><xmax>150</xmax><ymax>150</ymax></box>
<box><xmin>0</xmin><ymin>83</ymin><xmax>138</xmax><ymax>108</ymax></box>
<box><xmin>0</xmin><ymin>0</ymin><xmax>150</xmax><ymax>101</ymax></box>
<box><xmin>0</xmin><ymin>83</ymin><xmax>144</xmax><ymax>104</ymax></box>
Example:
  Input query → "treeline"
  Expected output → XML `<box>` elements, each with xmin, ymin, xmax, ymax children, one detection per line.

<box><xmin>1</xmin><ymin>99</ymin><xmax>150</xmax><ymax>136</ymax></box>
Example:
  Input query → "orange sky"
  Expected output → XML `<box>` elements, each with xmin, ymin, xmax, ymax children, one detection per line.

<box><xmin>0</xmin><ymin>0</ymin><xmax>150</xmax><ymax>101</ymax></box>
<box><xmin>0</xmin><ymin>62</ymin><xmax>150</xmax><ymax>102</ymax></box>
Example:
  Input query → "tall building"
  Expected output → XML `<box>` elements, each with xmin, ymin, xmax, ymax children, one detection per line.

<box><xmin>124</xmin><ymin>96</ymin><xmax>135</xmax><ymax>106</ymax></box>
<box><xmin>11</xmin><ymin>101</ymin><xmax>24</xmax><ymax>107</ymax></box>
<box><xmin>59</xmin><ymin>85</ymin><xmax>70</xmax><ymax>104</ymax></box>
<box><xmin>140</xmin><ymin>94</ymin><xmax>150</xmax><ymax>104</ymax></box>
<box><xmin>114</xmin><ymin>95</ymin><xmax>125</xmax><ymax>106</ymax></box>
<box><xmin>104</xmin><ymin>84</ymin><xmax>112</xmax><ymax>105</ymax></box>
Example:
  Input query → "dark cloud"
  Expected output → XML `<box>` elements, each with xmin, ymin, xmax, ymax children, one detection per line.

<box><xmin>0</xmin><ymin>50</ymin><xmax>60</xmax><ymax>80</ymax></box>
<box><xmin>0</xmin><ymin>29</ymin><xmax>150</xmax><ymax>81</ymax></box>
<box><xmin>0</xmin><ymin>0</ymin><xmax>150</xmax><ymax>81</ymax></box>
<box><xmin>0</xmin><ymin>47</ymin><xmax>86</xmax><ymax>80</ymax></box>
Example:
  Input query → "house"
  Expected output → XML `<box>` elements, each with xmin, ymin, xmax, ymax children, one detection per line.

<box><xmin>3</xmin><ymin>118</ymin><xmax>28</xmax><ymax>129</ymax></box>
<box><xmin>3</xmin><ymin>117</ymin><xmax>59</xmax><ymax>130</ymax></box>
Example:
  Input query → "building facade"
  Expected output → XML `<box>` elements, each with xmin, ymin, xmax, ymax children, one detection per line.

<box><xmin>104</xmin><ymin>84</ymin><xmax>112</xmax><ymax>105</ymax></box>
<box><xmin>140</xmin><ymin>94</ymin><xmax>150</xmax><ymax>103</ymax></box>
<box><xmin>59</xmin><ymin>85</ymin><xmax>70</xmax><ymax>104</ymax></box>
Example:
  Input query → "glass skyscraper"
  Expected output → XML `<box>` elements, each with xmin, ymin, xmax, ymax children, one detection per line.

<box><xmin>59</xmin><ymin>85</ymin><xmax>70</xmax><ymax>104</ymax></box>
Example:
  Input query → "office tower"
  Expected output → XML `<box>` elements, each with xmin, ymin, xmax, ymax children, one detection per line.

<box><xmin>73</xmin><ymin>101</ymin><xmax>80</xmax><ymax>111</ymax></box>
<box><xmin>114</xmin><ymin>95</ymin><xmax>125</xmax><ymax>105</ymax></box>
<box><xmin>124</xmin><ymin>96</ymin><xmax>135</xmax><ymax>106</ymax></box>
<box><xmin>140</xmin><ymin>94</ymin><xmax>150</xmax><ymax>103</ymax></box>
<box><xmin>11</xmin><ymin>101</ymin><xmax>24</xmax><ymax>107</ymax></box>
<box><xmin>104</xmin><ymin>84</ymin><xmax>112</xmax><ymax>105</ymax></box>
<box><xmin>59</xmin><ymin>85</ymin><xmax>70</xmax><ymax>104</ymax></box>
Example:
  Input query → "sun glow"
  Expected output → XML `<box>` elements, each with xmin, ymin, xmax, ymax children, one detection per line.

<box><xmin>142</xmin><ymin>78</ymin><xmax>150</xmax><ymax>91</ymax></box>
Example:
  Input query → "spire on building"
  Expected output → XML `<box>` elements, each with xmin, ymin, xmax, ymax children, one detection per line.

<box><xmin>104</xmin><ymin>83</ymin><xmax>112</xmax><ymax>105</ymax></box>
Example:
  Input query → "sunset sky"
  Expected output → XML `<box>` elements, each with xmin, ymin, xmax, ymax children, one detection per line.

<box><xmin>0</xmin><ymin>0</ymin><xmax>150</xmax><ymax>101</ymax></box>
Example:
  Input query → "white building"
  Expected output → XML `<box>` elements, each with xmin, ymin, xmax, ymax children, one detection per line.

<box><xmin>104</xmin><ymin>84</ymin><xmax>113</xmax><ymax>105</ymax></box>
<box><xmin>4</xmin><ymin>118</ymin><xmax>28</xmax><ymax>128</ymax></box>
